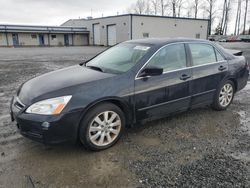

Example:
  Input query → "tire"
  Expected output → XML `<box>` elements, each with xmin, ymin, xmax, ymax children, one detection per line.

<box><xmin>79</xmin><ymin>102</ymin><xmax>125</xmax><ymax>151</ymax></box>
<box><xmin>212</xmin><ymin>80</ymin><xmax>235</xmax><ymax>111</ymax></box>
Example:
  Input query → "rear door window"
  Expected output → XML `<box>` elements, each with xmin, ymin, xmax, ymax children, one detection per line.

<box><xmin>215</xmin><ymin>49</ymin><xmax>225</xmax><ymax>61</ymax></box>
<box><xmin>189</xmin><ymin>43</ymin><xmax>216</xmax><ymax>66</ymax></box>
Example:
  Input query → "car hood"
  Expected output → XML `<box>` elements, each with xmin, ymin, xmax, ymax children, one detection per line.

<box><xmin>18</xmin><ymin>65</ymin><xmax>114</xmax><ymax>105</ymax></box>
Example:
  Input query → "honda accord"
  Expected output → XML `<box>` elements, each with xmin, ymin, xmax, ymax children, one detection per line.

<box><xmin>10</xmin><ymin>38</ymin><xmax>249</xmax><ymax>150</ymax></box>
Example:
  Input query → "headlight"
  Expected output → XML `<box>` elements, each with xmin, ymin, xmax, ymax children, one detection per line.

<box><xmin>26</xmin><ymin>96</ymin><xmax>72</xmax><ymax>115</ymax></box>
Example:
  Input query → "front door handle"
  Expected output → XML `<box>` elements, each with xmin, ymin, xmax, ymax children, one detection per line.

<box><xmin>218</xmin><ymin>65</ymin><xmax>227</xmax><ymax>71</ymax></box>
<box><xmin>180</xmin><ymin>74</ymin><xmax>191</xmax><ymax>81</ymax></box>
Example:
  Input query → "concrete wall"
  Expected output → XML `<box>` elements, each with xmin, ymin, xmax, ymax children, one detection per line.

<box><xmin>73</xmin><ymin>34</ymin><xmax>88</xmax><ymax>46</ymax></box>
<box><xmin>6</xmin><ymin>33</ymin><xmax>13</xmax><ymax>46</ymax></box>
<box><xmin>132</xmin><ymin>16</ymin><xmax>208</xmax><ymax>40</ymax></box>
<box><xmin>63</xmin><ymin>15</ymin><xmax>131</xmax><ymax>45</ymax></box>
<box><xmin>62</xmin><ymin>15</ymin><xmax>208</xmax><ymax>46</ymax></box>
<box><xmin>19</xmin><ymin>33</ymin><xmax>43</xmax><ymax>46</ymax></box>
<box><xmin>0</xmin><ymin>33</ymin><xmax>7</xmax><ymax>46</ymax></box>
<box><xmin>49</xmin><ymin>34</ymin><xmax>64</xmax><ymax>46</ymax></box>
<box><xmin>0</xmin><ymin>32</ymin><xmax>88</xmax><ymax>46</ymax></box>
<box><xmin>87</xmin><ymin>15</ymin><xmax>131</xmax><ymax>45</ymax></box>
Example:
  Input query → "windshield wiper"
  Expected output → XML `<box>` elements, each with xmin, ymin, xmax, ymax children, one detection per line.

<box><xmin>86</xmin><ymin>65</ymin><xmax>104</xmax><ymax>72</ymax></box>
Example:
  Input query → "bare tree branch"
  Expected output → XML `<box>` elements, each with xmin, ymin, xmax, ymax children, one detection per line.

<box><xmin>151</xmin><ymin>0</ymin><xmax>159</xmax><ymax>15</ymax></box>
<box><xmin>160</xmin><ymin>0</ymin><xmax>169</xmax><ymax>16</ymax></box>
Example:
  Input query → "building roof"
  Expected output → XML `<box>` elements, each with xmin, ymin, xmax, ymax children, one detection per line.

<box><xmin>62</xmin><ymin>13</ymin><xmax>209</xmax><ymax>26</ymax></box>
<box><xmin>0</xmin><ymin>24</ymin><xmax>89</xmax><ymax>34</ymax></box>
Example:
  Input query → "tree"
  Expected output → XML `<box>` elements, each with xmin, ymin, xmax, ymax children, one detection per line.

<box><xmin>186</xmin><ymin>6</ymin><xmax>192</xmax><ymax>18</ymax></box>
<box><xmin>194</xmin><ymin>0</ymin><xmax>199</xmax><ymax>18</ymax></box>
<box><xmin>243</xmin><ymin>0</ymin><xmax>249</xmax><ymax>34</ymax></box>
<box><xmin>171</xmin><ymin>0</ymin><xmax>184</xmax><ymax>17</ymax></box>
<box><xmin>160</xmin><ymin>0</ymin><xmax>169</xmax><ymax>16</ymax></box>
<box><xmin>223</xmin><ymin>0</ymin><xmax>231</xmax><ymax>35</ymax></box>
<box><xmin>215</xmin><ymin>24</ymin><xmax>223</xmax><ymax>35</ymax></box>
<box><xmin>151</xmin><ymin>0</ymin><xmax>159</xmax><ymax>15</ymax></box>
<box><xmin>172</xmin><ymin>0</ymin><xmax>177</xmax><ymax>17</ymax></box>
<box><xmin>234</xmin><ymin>0</ymin><xmax>242</xmax><ymax>35</ymax></box>
<box><xmin>220</xmin><ymin>0</ymin><xmax>232</xmax><ymax>35</ymax></box>
<box><xmin>128</xmin><ymin>0</ymin><xmax>148</xmax><ymax>14</ymax></box>
<box><xmin>146</xmin><ymin>0</ymin><xmax>152</xmax><ymax>14</ymax></box>
<box><xmin>220</xmin><ymin>0</ymin><xmax>227</xmax><ymax>34</ymax></box>
<box><xmin>176</xmin><ymin>0</ymin><xmax>184</xmax><ymax>17</ymax></box>
<box><xmin>204</xmin><ymin>0</ymin><xmax>217</xmax><ymax>35</ymax></box>
<box><xmin>237</xmin><ymin>0</ymin><xmax>242</xmax><ymax>35</ymax></box>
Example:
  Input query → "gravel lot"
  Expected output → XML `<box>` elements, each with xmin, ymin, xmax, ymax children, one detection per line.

<box><xmin>0</xmin><ymin>43</ymin><xmax>250</xmax><ymax>188</ymax></box>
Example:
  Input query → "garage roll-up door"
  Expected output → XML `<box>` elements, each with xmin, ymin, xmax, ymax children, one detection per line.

<box><xmin>93</xmin><ymin>24</ymin><xmax>101</xmax><ymax>45</ymax></box>
<box><xmin>107</xmin><ymin>25</ymin><xmax>116</xmax><ymax>46</ymax></box>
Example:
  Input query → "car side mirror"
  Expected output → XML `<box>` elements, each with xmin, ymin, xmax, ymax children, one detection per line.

<box><xmin>138</xmin><ymin>66</ymin><xmax>163</xmax><ymax>78</ymax></box>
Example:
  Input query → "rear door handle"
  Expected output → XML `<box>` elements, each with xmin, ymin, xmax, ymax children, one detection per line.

<box><xmin>180</xmin><ymin>74</ymin><xmax>191</xmax><ymax>81</ymax></box>
<box><xmin>218</xmin><ymin>65</ymin><xmax>227</xmax><ymax>71</ymax></box>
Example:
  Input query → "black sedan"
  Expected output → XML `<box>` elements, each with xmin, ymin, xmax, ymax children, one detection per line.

<box><xmin>10</xmin><ymin>38</ymin><xmax>249</xmax><ymax>151</ymax></box>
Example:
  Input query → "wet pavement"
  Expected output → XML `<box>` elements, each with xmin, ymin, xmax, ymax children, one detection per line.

<box><xmin>0</xmin><ymin>43</ymin><xmax>250</xmax><ymax>187</ymax></box>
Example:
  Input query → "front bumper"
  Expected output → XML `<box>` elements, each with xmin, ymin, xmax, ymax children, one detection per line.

<box><xmin>10</xmin><ymin>97</ymin><xmax>82</xmax><ymax>145</ymax></box>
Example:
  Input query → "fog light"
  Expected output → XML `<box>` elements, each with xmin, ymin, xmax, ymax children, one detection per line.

<box><xmin>41</xmin><ymin>122</ymin><xmax>50</xmax><ymax>130</ymax></box>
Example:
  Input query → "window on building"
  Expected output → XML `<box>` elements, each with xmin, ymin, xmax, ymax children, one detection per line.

<box><xmin>31</xmin><ymin>34</ymin><xmax>37</xmax><ymax>39</ymax></box>
<box><xmin>143</xmin><ymin>33</ymin><xmax>149</xmax><ymax>38</ymax></box>
<box><xmin>196</xmin><ymin>33</ymin><xmax>201</xmax><ymax>39</ymax></box>
<box><xmin>51</xmin><ymin>35</ymin><xmax>57</xmax><ymax>40</ymax></box>
<box><xmin>189</xmin><ymin>43</ymin><xmax>216</xmax><ymax>66</ymax></box>
<box><xmin>146</xmin><ymin>44</ymin><xmax>187</xmax><ymax>72</ymax></box>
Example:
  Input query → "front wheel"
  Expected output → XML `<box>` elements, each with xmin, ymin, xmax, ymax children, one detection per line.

<box><xmin>79</xmin><ymin>103</ymin><xmax>125</xmax><ymax>151</ymax></box>
<box><xmin>212</xmin><ymin>80</ymin><xmax>235</xmax><ymax>110</ymax></box>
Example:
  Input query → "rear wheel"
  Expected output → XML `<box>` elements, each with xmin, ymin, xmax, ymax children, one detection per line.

<box><xmin>79</xmin><ymin>103</ymin><xmax>125</xmax><ymax>151</ymax></box>
<box><xmin>212</xmin><ymin>80</ymin><xmax>235</xmax><ymax>110</ymax></box>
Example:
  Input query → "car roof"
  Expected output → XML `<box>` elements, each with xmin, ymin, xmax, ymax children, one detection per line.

<box><xmin>125</xmin><ymin>37</ymin><xmax>209</xmax><ymax>46</ymax></box>
<box><xmin>124</xmin><ymin>37</ymin><xmax>234</xmax><ymax>60</ymax></box>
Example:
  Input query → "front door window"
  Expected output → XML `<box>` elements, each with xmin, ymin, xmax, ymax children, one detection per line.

<box><xmin>146</xmin><ymin>43</ymin><xmax>187</xmax><ymax>72</ymax></box>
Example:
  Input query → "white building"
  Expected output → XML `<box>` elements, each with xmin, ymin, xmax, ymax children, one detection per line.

<box><xmin>0</xmin><ymin>25</ymin><xmax>89</xmax><ymax>47</ymax></box>
<box><xmin>62</xmin><ymin>14</ymin><xmax>210</xmax><ymax>46</ymax></box>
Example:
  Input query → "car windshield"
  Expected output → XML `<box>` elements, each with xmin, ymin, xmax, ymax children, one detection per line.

<box><xmin>86</xmin><ymin>43</ymin><xmax>151</xmax><ymax>74</ymax></box>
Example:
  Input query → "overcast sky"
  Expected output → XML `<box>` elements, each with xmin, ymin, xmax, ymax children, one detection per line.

<box><xmin>0</xmin><ymin>0</ymin><xmax>135</xmax><ymax>26</ymax></box>
<box><xmin>0</xmin><ymin>0</ymin><xmax>247</xmax><ymax>34</ymax></box>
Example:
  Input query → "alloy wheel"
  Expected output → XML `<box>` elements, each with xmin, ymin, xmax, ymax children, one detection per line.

<box><xmin>88</xmin><ymin>111</ymin><xmax>121</xmax><ymax>146</ymax></box>
<box><xmin>219</xmin><ymin>83</ymin><xmax>233</xmax><ymax>107</ymax></box>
